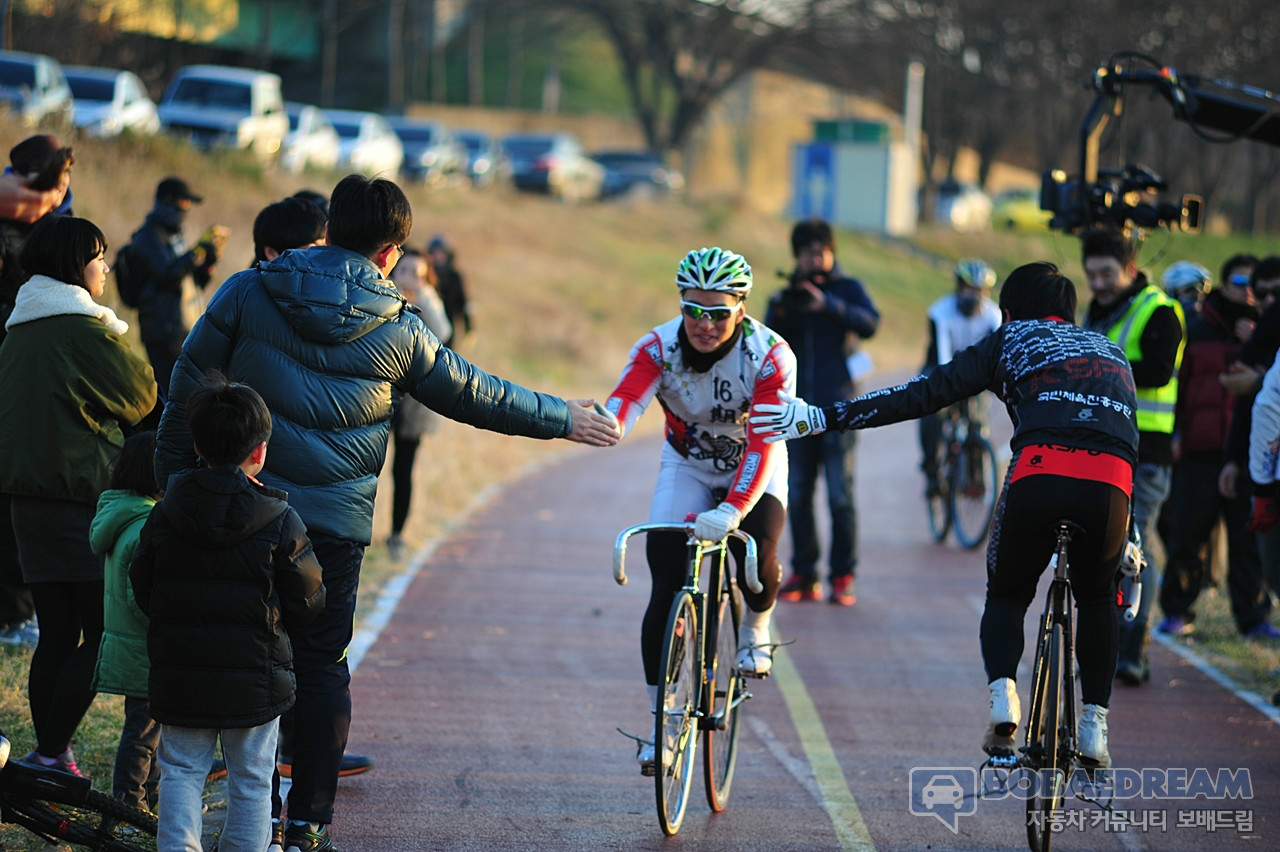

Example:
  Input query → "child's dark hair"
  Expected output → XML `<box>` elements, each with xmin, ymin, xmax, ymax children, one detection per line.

<box><xmin>254</xmin><ymin>196</ymin><xmax>328</xmax><ymax>262</ymax></box>
<box><xmin>1079</xmin><ymin>227</ymin><xmax>1137</xmax><ymax>268</ymax></box>
<box><xmin>1250</xmin><ymin>256</ymin><xmax>1280</xmax><ymax>288</ymax></box>
<box><xmin>327</xmin><ymin>174</ymin><xmax>412</xmax><ymax>258</ymax></box>
<box><xmin>998</xmin><ymin>262</ymin><xmax>1078</xmax><ymax>322</ymax></box>
<box><xmin>790</xmin><ymin>218</ymin><xmax>835</xmax><ymax>257</ymax></box>
<box><xmin>110</xmin><ymin>431</ymin><xmax>158</xmax><ymax>495</ymax></box>
<box><xmin>186</xmin><ymin>372</ymin><xmax>273</xmax><ymax>467</ymax></box>
<box><xmin>18</xmin><ymin>216</ymin><xmax>106</xmax><ymax>289</ymax></box>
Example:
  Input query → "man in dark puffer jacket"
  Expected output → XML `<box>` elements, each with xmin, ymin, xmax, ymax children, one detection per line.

<box><xmin>133</xmin><ymin>375</ymin><xmax>325</xmax><ymax>852</ymax></box>
<box><xmin>154</xmin><ymin>174</ymin><xmax>620</xmax><ymax>852</ymax></box>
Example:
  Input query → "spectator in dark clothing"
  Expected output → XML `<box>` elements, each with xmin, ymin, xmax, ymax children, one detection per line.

<box><xmin>765</xmin><ymin>218</ymin><xmax>880</xmax><ymax>607</ymax></box>
<box><xmin>0</xmin><ymin>134</ymin><xmax>75</xmax><ymax>647</ymax></box>
<box><xmin>427</xmin><ymin>234</ymin><xmax>470</xmax><ymax>348</ymax></box>
<box><xmin>1159</xmin><ymin>272</ymin><xmax>1273</xmax><ymax>638</ymax></box>
<box><xmin>129</xmin><ymin>177</ymin><xmax>228</xmax><ymax>391</ymax></box>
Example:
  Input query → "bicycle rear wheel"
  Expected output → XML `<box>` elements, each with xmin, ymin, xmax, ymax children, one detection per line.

<box><xmin>950</xmin><ymin>437</ymin><xmax>997</xmax><ymax>549</ymax></box>
<box><xmin>1026</xmin><ymin>623</ymin><xmax>1064</xmax><ymax>852</ymax></box>
<box><xmin>655</xmin><ymin>591</ymin><xmax>699</xmax><ymax>836</ymax></box>
<box><xmin>703</xmin><ymin>580</ymin><xmax>743</xmax><ymax>812</ymax></box>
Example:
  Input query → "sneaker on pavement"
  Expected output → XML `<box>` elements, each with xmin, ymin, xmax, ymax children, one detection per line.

<box><xmin>828</xmin><ymin>575</ymin><xmax>856</xmax><ymax>607</ymax></box>
<box><xmin>736</xmin><ymin>625</ymin><xmax>773</xmax><ymax>677</ymax></box>
<box><xmin>778</xmin><ymin>575</ymin><xmax>821</xmax><ymax>602</ymax></box>
<box><xmin>284</xmin><ymin>822</ymin><xmax>338</xmax><ymax>852</ymax></box>
<box><xmin>386</xmin><ymin>533</ymin><xmax>405</xmax><ymax>561</ymax></box>
<box><xmin>277</xmin><ymin>751</ymin><xmax>373</xmax><ymax>779</ymax></box>
<box><xmin>21</xmin><ymin>748</ymin><xmax>83</xmax><ymax>778</ymax></box>
<box><xmin>1246</xmin><ymin>621</ymin><xmax>1280</xmax><ymax>641</ymax></box>
<box><xmin>1077</xmin><ymin>704</ymin><xmax>1111</xmax><ymax>768</ymax></box>
<box><xmin>1156</xmin><ymin>615</ymin><xmax>1194</xmax><ymax>636</ymax></box>
<box><xmin>982</xmin><ymin>678</ymin><xmax>1020</xmax><ymax>756</ymax></box>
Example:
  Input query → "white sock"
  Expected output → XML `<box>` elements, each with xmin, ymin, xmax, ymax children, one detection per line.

<box><xmin>647</xmin><ymin>683</ymin><xmax>659</xmax><ymax>712</ymax></box>
<box><xmin>742</xmin><ymin>604</ymin><xmax>775</xmax><ymax>645</ymax></box>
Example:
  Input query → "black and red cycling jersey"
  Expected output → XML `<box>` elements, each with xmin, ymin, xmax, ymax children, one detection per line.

<box><xmin>825</xmin><ymin>317</ymin><xmax>1140</xmax><ymax>475</ymax></box>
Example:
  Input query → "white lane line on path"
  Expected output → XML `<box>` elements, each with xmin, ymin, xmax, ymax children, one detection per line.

<box><xmin>1151</xmin><ymin>632</ymin><xmax>1280</xmax><ymax>728</ymax></box>
<box><xmin>768</xmin><ymin>634</ymin><xmax>878</xmax><ymax>852</ymax></box>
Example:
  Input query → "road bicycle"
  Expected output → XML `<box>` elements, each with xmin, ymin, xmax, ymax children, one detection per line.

<box><xmin>613</xmin><ymin>521</ymin><xmax>761</xmax><ymax>836</ymax></box>
<box><xmin>0</xmin><ymin>733</ymin><xmax>158</xmax><ymax>850</ymax></box>
<box><xmin>983</xmin><ymin>521</ymin><xmax>1142</xmax><ymax>852</ymax></box>
<box><xmin>925</xmin><ymin>399</ymin><xmax>998</xmax><ymax>549</ymax></box>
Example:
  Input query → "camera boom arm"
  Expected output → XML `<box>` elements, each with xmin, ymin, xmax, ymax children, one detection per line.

<box><xmin>1044</xmin><ymin>55</ymin><xmax>1280</xmax><ymax>233</ymax></box>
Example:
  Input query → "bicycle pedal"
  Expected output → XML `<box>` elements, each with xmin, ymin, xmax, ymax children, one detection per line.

<box><xmin>640</xmin><ymin>761</ymin><xmax>656</xmax><ymax>777</ymax></box>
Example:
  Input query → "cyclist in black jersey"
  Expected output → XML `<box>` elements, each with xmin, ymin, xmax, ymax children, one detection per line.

<box><xmin>751</xmin><ymin>262</ymin><xmax>1140</xmax><ymax>768</ymax></box>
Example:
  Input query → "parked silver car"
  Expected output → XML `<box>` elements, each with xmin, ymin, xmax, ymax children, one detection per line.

<box><xmin>325</xmin><ymin>109</ymin><xmax>404</xmax><ymax>178</ymax></box>
<box><xmin>159</xmin><ymin>65</ymin><xmax>288</xmax><ymax>160</ymax></box>
<box><xmin>387</xmin><ymin>116</ymin><xmax>465</xmax><ymax>187</ymax></box>
<box><xmin>65</xmin><ymin>66</ymin><xmax>160</xmax><ymax>137</ymax></box>
<box><xmin>282</xmin><ymin>102</ymin><xmax>340</xmax><ymax>174</ymax></box>
<box><xmin>0</xmin><ymin>50</ymin><xmax>74</xmax><ymax>131</ymax></box>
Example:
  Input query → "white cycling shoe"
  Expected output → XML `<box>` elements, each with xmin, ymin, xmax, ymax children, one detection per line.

<box><xmin>736</xmin><ymin>623</ymin><xmax>774</xmax><ymax>677</ymax></box>
<box><xmin>983</xmin><ymin>677</ymin><xmax>1021</xmax><ymax>756</ymax></box>
<box><xmin>1077</xmin><ymin>704</ymin><xmax>1111</xmax><ymax>768</ymax></box>
<box><xmin>638</xmin><ymin>743</ymin><xmax>656</xmax><ymax>776</ymax></box>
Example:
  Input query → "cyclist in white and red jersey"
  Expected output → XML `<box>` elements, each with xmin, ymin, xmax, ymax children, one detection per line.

<box><xmin>605</xmin><ymin>247</ymin><xmax>794</xmax><ymax>774</ymax></box>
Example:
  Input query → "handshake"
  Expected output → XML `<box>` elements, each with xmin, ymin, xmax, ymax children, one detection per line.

<box><xmin>748</xmin><ymin>398</ymin><xmax>827</xmax><ymax>443</ymax></box>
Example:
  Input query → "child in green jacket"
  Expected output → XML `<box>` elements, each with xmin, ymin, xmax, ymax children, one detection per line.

<box><xmin>89</xmin><ymin>431</ymin><xmax>160</xmax><ymax>812</ymax></box>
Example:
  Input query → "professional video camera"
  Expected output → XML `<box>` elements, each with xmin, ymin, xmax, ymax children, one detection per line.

<box><xmin>1040</xmin><ymin>52</ymin><xmax>1280</xmax><ymax>236</ymax></box>
<box><xmin>1041</xmin><ymin>163</ymin><xmax>1202</xmax><ymax>234</ymax></box>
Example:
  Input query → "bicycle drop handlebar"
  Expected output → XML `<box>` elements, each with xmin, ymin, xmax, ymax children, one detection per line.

<box><xmin>612</xmin><ymin>522</ymin><xmax>761</xmax><ymax>594</ymax></box>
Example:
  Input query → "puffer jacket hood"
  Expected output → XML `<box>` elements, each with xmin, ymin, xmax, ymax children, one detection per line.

<box><xmin>259</xmin><ymin>245</ymin><xmax>404</xmax><ymax>346</ymax></box>
<box><xmin>89</xmin><ymin>488</ymin><xmax>154</xmax><ymax>558</ymax></box>
<box><xmin>161</xmin><ymin>465</ymin><xmax>289</xmax><ymax>548</ymax></box>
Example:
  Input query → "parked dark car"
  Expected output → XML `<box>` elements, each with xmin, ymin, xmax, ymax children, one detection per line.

<box><xmin>388</xmin><ymin>116</ymin><xmax>465</xmax><ymax>187</ymax></box>
<box><xmin>592</xmin><ymin>150</ymin><xmax>684</xmax><ymax>199</ymax></box>
<box><xmin>454</xmin><ymin>128</ymin><xmax>510</xmax><ymax>188</ymax></box>
<box><xmin>503</xmin><ymin>131</ymin><xmax>604</xmax><ymax>203</ymax></box>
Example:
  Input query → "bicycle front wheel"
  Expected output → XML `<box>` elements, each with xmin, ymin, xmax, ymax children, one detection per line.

<box><xmin>950</xmin><ymin>437</ymin><xmax>997</xmax><ymax>549</ymax></box>
<box><xmin>703</xmin><ymin>580</ymin><xmax>743</xmax><ymax>812</ymax></box>
<box><xmin>655</xmin><ymin>591</ymin><xmax>700</xmax><ymax>836</ymax></box>
<box><xmin>1026</xmin><ymin>623</ymin><xmax>1065</xmax><ymax>852</ymax></box>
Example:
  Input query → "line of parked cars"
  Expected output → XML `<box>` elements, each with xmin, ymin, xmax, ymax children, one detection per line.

<box><xmin>1</xmin><ymin>49</ymin><xmax>686</xmax><ymax>205</ymax></box>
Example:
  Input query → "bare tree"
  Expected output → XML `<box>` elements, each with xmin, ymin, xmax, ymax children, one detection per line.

<box><xmin>544</xmin><ymin>0</ymin><xmax>822</xmax><ymax>153</ymax></box>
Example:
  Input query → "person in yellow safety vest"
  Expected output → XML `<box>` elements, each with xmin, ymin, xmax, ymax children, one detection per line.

<box><xmin>1082</xmin><ymin>227</ymin><xmax>1186</xmax><ymax>687</ymax></box>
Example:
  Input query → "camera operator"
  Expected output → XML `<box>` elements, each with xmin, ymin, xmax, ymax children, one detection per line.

<box><xmin>1082</xmin><ymin>227</ymin><xmax>1186</xmax><ymax>687</ymax></box>
<box><xmin>765</xmin><ymin>218</ymin><xmax>879</xmax><ymax>607</ymax></box>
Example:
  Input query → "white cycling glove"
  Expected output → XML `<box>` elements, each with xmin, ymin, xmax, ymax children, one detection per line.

<box><xmin>694</xmin><ymin>502</ymin><xmax>742</xmax><ymax>543</ymax></box>
<box><xmin>749</xmin><ymin>401</ymin><xmax>827</xmax><ymax>444</ymax></box>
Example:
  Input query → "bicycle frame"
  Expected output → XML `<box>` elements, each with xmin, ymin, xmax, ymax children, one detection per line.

<box><xmin>613</xmin><ymin>522</ymin><xmax>759</xmax><ymax>834</ymax></box>
<box><xmin>0</xmin><ymin>734</ymin><xmax>158</xmax><ymax>850</ymax></box>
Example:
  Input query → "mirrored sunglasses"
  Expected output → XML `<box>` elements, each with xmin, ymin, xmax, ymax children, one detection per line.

<box><xmin>680</xmin><ymin>300</ymin><xmax>738</xmax><ymax>323</ymax></box>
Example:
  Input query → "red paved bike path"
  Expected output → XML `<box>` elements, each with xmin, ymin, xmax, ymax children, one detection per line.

<box><xmin>327</xmin><ymin>415</ymin><xmax>1279</xmax><ymax>851</ymax></box>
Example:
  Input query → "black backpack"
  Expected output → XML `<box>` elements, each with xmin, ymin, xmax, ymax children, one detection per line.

<box><xmin>113</xmin><ymin>237</ymin><xmax>144</xmax><ymax>308</ymax></box>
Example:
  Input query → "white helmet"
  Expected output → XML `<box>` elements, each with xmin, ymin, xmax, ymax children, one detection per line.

<box><xmin>1161</xmin><ymin>261</ymin><xmax>1211</xmax><ymax>296</ymax></box>
<box><xmin>675</xmin><ymin>247</ymin><xmax>753</xmax><ymax>297</ymax></box>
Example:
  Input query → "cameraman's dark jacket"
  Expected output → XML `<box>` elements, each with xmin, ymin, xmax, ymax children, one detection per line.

<box><xmin>131</xmin><ymin>464</ymin><xmax>325</xmax><ymax>729</ymax></box>
<box><xmin>764</xmin><ymin>262</ymin><xmax>879</xmax><ymax>405</ymax></box>
<box><xmin>131</xmin><ymin>202</ymin><xmax>217</xmax><ymax>345</ymax></box>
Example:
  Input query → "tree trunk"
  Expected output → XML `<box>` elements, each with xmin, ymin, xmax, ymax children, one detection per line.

<box><xmin>468</xmin><ymin>8</ymin><xmax>484</xmax><ymax>106</ymax></box>
<box><xmin>388</xmin><ymin>0</ymin><xmax>406</xmax><ymax>111</ymax></box>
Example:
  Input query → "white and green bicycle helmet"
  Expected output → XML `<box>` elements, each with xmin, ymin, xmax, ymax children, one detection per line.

<box><xmin>676</xmin><ymin>247</ymin><xmax>753</xmax><ymax>298</ymax></box>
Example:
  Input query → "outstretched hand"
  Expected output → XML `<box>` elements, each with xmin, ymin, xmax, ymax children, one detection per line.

<box><xmin>749</xmin><ymin>400</ymin><xmax>827</xmax><ymax>444</ymax></box>
<box><xmin>566</xmin><ymin>399</ymin><xmax>621</xmax><ymax>447</ymax></box>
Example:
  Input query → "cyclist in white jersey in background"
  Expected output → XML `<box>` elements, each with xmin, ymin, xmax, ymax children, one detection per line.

<box><xmin>604</xmin><ymin>247</ymin><xmax>795</xmax><ymax>774</ymax></box>
<box><xmin>920</xmin><ymin>259</ymin><xmax>1003</xmax><ymax>496</ymax></box>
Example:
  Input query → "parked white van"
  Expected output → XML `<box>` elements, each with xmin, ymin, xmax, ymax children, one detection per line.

<box><xmin>159</xmin><ymin>65</ymin><xmax>288</xmax><ymax>160</ymax></box>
